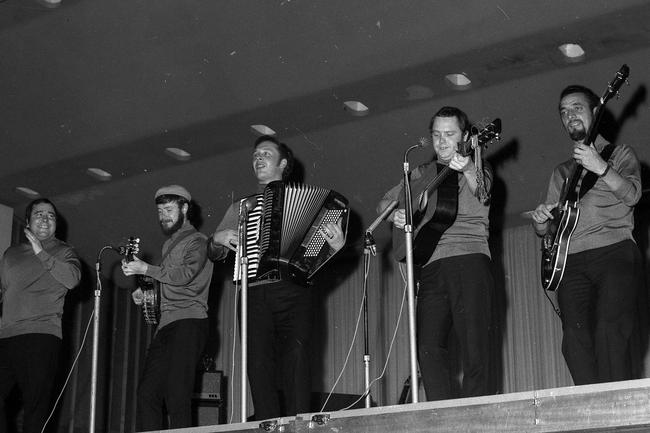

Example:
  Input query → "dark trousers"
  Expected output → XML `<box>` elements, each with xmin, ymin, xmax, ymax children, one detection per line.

<box><xmin>136</xmin><ymin>318</ymin><xmax>208</xmax><ymax>431</ymax></box>
<box><xmin>0</xmin><ymin>334</ymin><xmax>61</xmax><ymax>433</ymax></box>
<box><xmin>417</xmin><ymin>254</ymin><xmax>493</xmax><ymax>401</ymax></box>
<box><xmin>558</xmin><ymin>240</ymin><xmax>641</xmax><ymax>385</ymax></box>
<box><xmin>247</xmin><ymin>280</ymin><xmax>312</xmax><ymax>420</ymax></box>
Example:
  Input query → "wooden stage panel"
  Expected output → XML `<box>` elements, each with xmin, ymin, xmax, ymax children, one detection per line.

<box><xmin>535</xmin><ymin>381</ymin><xmax>650</xmax><ymax>432</ymax></box>
<box><xmin>142</xmin><ymin>379</ymin><xmax>650</xmax><ymax>433</ymax></box>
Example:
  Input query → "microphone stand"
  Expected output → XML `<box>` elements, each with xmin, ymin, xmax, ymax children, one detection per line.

<box><xmin>236</xmin><ymin>203</ymin><xmax>250</xmax><ymax>423</ymax></box>
<box><xmin>90</xmin><ymin>246</ymin><xmax>114</xmax><ymax>433</ymax></box>
<box><xmin>361</xmin><ymin>232</ymin><xmax>375</xmax><ymax>408</ymax></box>
<box><xmin>90</xmin><ymin>262</ymin><xmax>101</xmax><ymax>433</ymax></box>
<box><xmin>360</xmin><ymin>199</ymin><xmax>398</xmax><ymax>408</ymax></box>
<box><xmin>402</xmin><ymin>144</ymin><xmax>420</xmax><ymax>403</ymax></box>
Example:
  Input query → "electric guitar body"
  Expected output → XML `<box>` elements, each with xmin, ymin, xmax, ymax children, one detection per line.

<box><xmin>540</xmin><ymin>202</ymin><xmax>580</xmax><ymax>291</ymax></box>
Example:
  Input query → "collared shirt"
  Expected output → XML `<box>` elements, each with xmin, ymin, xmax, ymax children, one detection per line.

<box><xmin>380</xmin><ymin>160</ymin><xmax>492</xmax><ymax>266</ymax></box>
<box><xmin>544</xmin><ymin>135</ymin><xmax>641</xmax><ymax>254</ymax></box>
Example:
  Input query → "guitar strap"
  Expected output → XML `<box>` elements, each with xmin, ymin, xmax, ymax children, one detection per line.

<box><xmin>577</xmin><ymin>144</ymin><xmax>616</xmax><ymax>199</ymax></box>
<box><xmin>160</xmin><ymin>228</ymin><xmax>199</xmax><ymax>264</ymax></box>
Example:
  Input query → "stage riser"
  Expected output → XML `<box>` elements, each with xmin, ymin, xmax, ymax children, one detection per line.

<box><xmin>144</xmin><ymin>379</ymin><xmax>650</xmax><ymax>433</ymax></box>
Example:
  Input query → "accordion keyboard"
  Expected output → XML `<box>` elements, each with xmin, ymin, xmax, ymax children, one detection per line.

<box><xmin>233</xmin><ymin>194</ymin><xmax>264</xmax><ymax>282</ymax></box>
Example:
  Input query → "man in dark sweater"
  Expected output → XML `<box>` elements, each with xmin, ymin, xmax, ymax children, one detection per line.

<box><xmin>0</xmin><ymin>198</ymin><xmax>81</xmax><ymax>433</ymax></box>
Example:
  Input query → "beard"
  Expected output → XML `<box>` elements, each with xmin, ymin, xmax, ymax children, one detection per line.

<box><xmin>160</xmin><ymin>212</ymin><xmax>185</xmax><ymax>236</ymax></box>
<box><xmin>567</xmin><ymin>121</ymin><xmax>587</xmax><ymax>142</ymax></box>
<box><xmin>568</xmin><ymin>128</ymin><xmax>587</xmax><ymax>142</ymax></box>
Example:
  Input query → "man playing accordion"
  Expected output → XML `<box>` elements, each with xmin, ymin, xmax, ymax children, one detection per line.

<box><xmin>208</xmin><ymin>136</ymin><xmax>345</xmax><ymax>420</ymax></box>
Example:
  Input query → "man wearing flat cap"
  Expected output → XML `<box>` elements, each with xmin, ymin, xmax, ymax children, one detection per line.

<box><xmin>122</xmin><ymin>184</ymin><xmax>213</xmax><ymax>430</ymax></box>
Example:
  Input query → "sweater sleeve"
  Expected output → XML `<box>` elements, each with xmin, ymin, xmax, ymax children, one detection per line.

<box><xmin>207</xmin><ymin>202</ymin><xmax>239</xmax><ymax>262</ymax></box>
<box><xmin>146</xmin><ymin>235</ymin><xmax>209</xmax><ymax>286</ymax></box>
<box><xmin>36</xmin><ymin>245</ymin><xmax>81</xmax><ymax>290</ymax></box>
<box><xmin>610</xmin><ymin>144</ymin><xmax>642</xmax><ymax>206</ymax></box>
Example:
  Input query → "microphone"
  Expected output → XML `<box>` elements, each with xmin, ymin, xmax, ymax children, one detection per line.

<box><xmin>365</xmin><ymin>200</ymin><xmax>398</xmax><ymax>234</ymax></box>
<box><xmin>112</xmin><ymin>245</ymin><xmax>128</xmax><ymax>255</ymax></box>
<box><xmin>244</xmin><ymin>197</ymin><xmax>257</xmax><ymax>211</ymax></box>
<box><xmin>363</xmin><ymin>200</ymin><xmax>399</xmax><ymax>257</ymax></box>
<box><xmin>238</xmin><ymin>197</ymin><xmax>257</xmax><ymax>223</ymax></box>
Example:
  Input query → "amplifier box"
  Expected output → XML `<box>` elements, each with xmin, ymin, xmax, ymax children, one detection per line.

<box><xmin>192</xmin><ymin>399</ymin><xmax>223</xmax><ymax>426</ymax></box>
<box><xmin>192</xmin><ymin>370</ymin><xmax>223</xmax><ymax>403</ymax></box>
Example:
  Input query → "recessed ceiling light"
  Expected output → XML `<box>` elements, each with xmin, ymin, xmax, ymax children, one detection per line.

<box><xmin>250</xmin><ymin>125</ymin><xmax>276</xmax><ymax>136</ymax></box>
<box><xmin>558</xmin><ymin>43</ymin><xmax>585</xmax><ymax>60</ymax></box>
<box><xmin>86</xmin><ymin>168</ymin><xmax>113</xmax><ymax>181</ymax></box>
<box><xmin>165</xmin><ymin>147</ymin><xmax>192</xmax><ymax>161</ymax></box>
<box><xmin>15</xmin><ymin>187</ymin><xmax>40</xmax><ymax>199</ymax></box>
<box><xmin>445</xmin><ymin>73</ymin><xmax>472</xmax><ymax>90</ymax></box>
<box><xmin>35</xmin><ymin>0</ymin><xmax>61</xmax><ymax>8</ymax></box>
<box><xmin>343</xmin><ymin>101</ymin><xmax>369</xmax><ymax>116</ymax></box>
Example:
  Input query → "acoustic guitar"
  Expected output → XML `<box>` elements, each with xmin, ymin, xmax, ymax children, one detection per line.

<box><xmin>540</xmin><ymin>64</ymin><xmax>629</xmax><ymax>291</ymax></box>
<box><xmin>392</xmin><ymin>119</ymin><xmax>501</xmax><ymax>265</ymax></box>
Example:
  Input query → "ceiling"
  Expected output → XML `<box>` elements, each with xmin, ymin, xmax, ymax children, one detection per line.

<box><xmin>1</xmin><ymin>0</ymin><xmax>649</xmax><ymax>210</ymax></box>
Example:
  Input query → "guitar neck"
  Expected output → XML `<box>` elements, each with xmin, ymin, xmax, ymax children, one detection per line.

<box><xmin>563</xmin><ymin>99</ymin><xmax>608</xmax><ymax>202</ymax></box>
<box><xmin>420</xmin><ymin>164</ymin><xmax>454</xmax><ymax>194</ymax></box>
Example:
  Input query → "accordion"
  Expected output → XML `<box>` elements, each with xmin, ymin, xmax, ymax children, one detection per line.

<box><xmin>234</xmin><ymin>181</ymin><xmax>349</xmax><ymax>283</ymax></box>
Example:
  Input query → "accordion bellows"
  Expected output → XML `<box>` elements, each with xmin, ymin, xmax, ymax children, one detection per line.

<box><xmin>234</xmin><ymin>181</ymin><xmax>349</xmax><ymax>283</ymax></box>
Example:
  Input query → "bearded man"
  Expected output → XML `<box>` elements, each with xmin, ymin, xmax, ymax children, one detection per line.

<box><xmin>531</xmin><ymin>85</ymin><xmax>642</xmax><ymax>385</ymax></box>
<box><xmin>122</xmin><ymin>185</ymin><xmax>213</xmax><ymax>430</ymax></box>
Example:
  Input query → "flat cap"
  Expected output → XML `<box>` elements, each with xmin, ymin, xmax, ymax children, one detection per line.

<box><xmin>154</xmin><ymin>185</ymin><xmax>191</xmax><ymax>202</ymax></box>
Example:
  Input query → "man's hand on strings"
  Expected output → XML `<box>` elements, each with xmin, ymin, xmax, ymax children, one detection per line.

<box><xmin>573</xmin><ymin>144</ymin><xmax>608</xmax><ymax>175</ymax></box>
<box><xmin>449</xmin><ymin>152</ymin><xmax>473</xmax><ymax>173</ymax></box>
<box><xmin>391</xmin><ymin>209</ymin><xmax>406</xmax><ymax>229</ymax></box>
<box><xmin>121</xmin><ymin>256</ymin><xmax>148</xmax><ymax>276</ymax></box>
<box><xmin>132</xmin><ymin>288</ymin><xmax>144</xmax><ymax>306</ymax></box>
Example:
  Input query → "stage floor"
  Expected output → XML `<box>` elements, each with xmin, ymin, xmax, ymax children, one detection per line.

<box><xmin>144</xmin><ymin>378</ymin><xmax>650</xmax><ymax>433</ymax></box>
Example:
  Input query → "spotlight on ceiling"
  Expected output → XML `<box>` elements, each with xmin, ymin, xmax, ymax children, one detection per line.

<box><xmin>35</xmin><ymin>0</ymin><xmax>62</xmax><ymax>8</ymax></box>
<box><xmin>86</xmin><ymin>168</ymin><xmax>113</xmax><ymax>182</ymax></box>
<box><xmin>445</xmin><ymin>73</ymin><xmax>472</xmax><ymax>90</ymax></box>
<box><xmin>250</xmin><ymin>125</ymin><xmax>276</xmax><ymax>136</ymax></box>
<box><xmin>15</xmin><ymin>186</ymin><xmax>41</xmax><ymax>199</ymax></box>
<box><xmin>558</xmin><ymin>43</ymin><xmax>586</xmax><ymax>63</ymax></box>
<box><xmin>343</xmin><ymin>101</ymin><xmax>369</xmax><ymax>116</ymax></box>
<box><xmin>165</xmin><ymin>147</ymin><xmax>192</xmax><ymax>161</ymax></box>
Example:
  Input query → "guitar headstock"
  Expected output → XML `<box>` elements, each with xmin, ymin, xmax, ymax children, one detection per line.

<box><xmin>602</xmin><ymin>64</ymin><xmax>630</xmax><ymax>105</ymax></box>
<box><xmin>476</xmin><ymin>118</ymin><xmax>501</xmax><ymax>147</ymax></box>
<box><xmin>459</xmin><ymin>118</ymin><xmax>501</xmax><ymax>156</ymax></box>
<box><xmin>124</xmin><ymin>236</ymin><xmax>140</xmax><ymax>262</ymax></box>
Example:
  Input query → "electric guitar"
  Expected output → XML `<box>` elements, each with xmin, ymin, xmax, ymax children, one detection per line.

<box><xmin>392</xmin><ymin>119</ymin><xmax>501</xmax><ymax>265</ymax></box>
<box><xmin>124</xmin><ymin>237</ymin><xmax>160</xmax><ymax>325</ymax></box>
<box><xmin>540</xmin><ymin>64</ymin><xmax>629</xmax><ymax>291</ymax></box>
